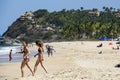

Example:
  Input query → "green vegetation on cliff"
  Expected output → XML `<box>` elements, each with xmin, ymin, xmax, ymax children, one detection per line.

<box><xmin>3</xmin><ymin>7</ymin><xmax>120</xmax><ymax>42</ymax></box>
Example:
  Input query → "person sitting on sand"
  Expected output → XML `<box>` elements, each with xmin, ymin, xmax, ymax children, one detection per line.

<box><xmin>9</xmin><ymin>49</ymin><xmax>12</xmax><ymax>62</ymax></box>
<box><xmin>97</xmin><ymin>43</ymin><xmax>103</xmax><ymax>54</ymax></box>
<box><xmin>97</xmin><ymin>43</ymin><xmax>103</xmax><ymax>47</ymax></box>
<box><xmin>20</xmin><ymin>41</ymin><xmax>34</xmax><ymax>77</ymax></box>
<box><xmin>34</xmin><ymin>40</ymin><xmax>48</xmax><ymax>74</ymax></box>
<box><xmin>112</xmin><ymin>46</ymin><xmax>119</xmax><ymax>50</ymax></box>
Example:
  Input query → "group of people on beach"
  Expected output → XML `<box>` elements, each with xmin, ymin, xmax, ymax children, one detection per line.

<box><xmin>9</xmin><ymin>40</ymin><xmax>56</xmax><ymax>77</ymax></box>
<box><xmin>96</xmin><ymin>42</ymin><xmax>120</xmax><ymax>54</ymax></box>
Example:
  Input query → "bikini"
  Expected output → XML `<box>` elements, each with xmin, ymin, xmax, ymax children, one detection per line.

<box><xmin>23</xmin><ymin>49</ymin><xmax>30</xmax><ymax>61</ymax></box>
<box><xmin>38</xmin><ymin>48</ymin><xmax>43</xmax><ymax>61</ymax></box>
<box><xmin>24</xmin><ymin>56</ymin><xmax>30</xmax><ymax>61</ymax></box>
<box><xmin>38</xmin><ymin>49</ymin><xmax>41</xmax><ymax>53</ymax></box>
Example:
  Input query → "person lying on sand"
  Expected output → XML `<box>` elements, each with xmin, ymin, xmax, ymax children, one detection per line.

<box><xmin>97</xmin><ymin>43</ymin><xmax>103</xmax><ymax>47</ymax></box>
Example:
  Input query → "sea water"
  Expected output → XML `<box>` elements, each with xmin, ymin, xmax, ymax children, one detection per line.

<box><xmin>0</xmin><ymin>46</ymin><xmax>20</xmax><ymax>55</ymax></box>
<box><xmin>0</xmin><ymin>46</ymin><xmax>37</xmax><ymax>63</ymax></box>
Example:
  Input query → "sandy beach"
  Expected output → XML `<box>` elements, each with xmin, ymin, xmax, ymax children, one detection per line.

<box><xmin>0</xmin><ymin>41</ymin><xmax>120</xmax><ymax>80</ymax></box>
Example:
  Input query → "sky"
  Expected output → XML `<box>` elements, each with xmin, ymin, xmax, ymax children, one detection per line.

<box><xmin>0</xmin><ymin>0</ymin><xmax>120</xmax><ymax>35</ymax></box>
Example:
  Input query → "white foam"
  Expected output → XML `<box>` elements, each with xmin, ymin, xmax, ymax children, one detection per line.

<box><xmin>0</xmin><ymin>46</ymin><xmax>21</xmax><ymax>55</ymax></box>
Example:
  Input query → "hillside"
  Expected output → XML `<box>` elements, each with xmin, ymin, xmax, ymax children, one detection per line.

<box><xmin>3</xmin><ymin>7</ymin><xmax>120</xmax><ymax>42</ymax></box>
<box><xmin>3</xmin><ymin>10</ymin><xmax>62</xmax><ymax>42</ymax></box>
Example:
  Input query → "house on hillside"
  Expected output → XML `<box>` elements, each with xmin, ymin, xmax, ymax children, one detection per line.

<box><xmin>19</xmin><ymin>11</ymin><xmax>34</xmax><ymax>21</ymax></box>
<box><xmin>41</xmin><ymin>26</ymin><xmax>55</xmax><ymax>32</ymax></box>
<box><xmin>25</xmin><ymin>11</ymin><xmax>34</xmax><ymax>20</ymax></box>
<box><xmin>46</xmin><ymin>27</ymin><xmax>55</xmax><ymax>31</ymax></box>
<box><xmin>20</xmin><ymin>15</ymin><xmax>26</xmax><ymax>21</ymax></box>
<box><xmin>115</xmin><ymin>12</ymin><xmax>120</xmax><ymax>18</ymax></box>
<box><xmin>88</xmin><ymin>9</ymin><xmax>100</xmax><ymax>16</ymax></box>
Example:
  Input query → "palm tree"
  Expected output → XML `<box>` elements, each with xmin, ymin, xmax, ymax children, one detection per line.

<box><xmin>103</xmin><ymin>6</ymin><xmax>106</xmax><ymax>11</ymax></box>
<box><xmin>117</xmin><ymin>9</ymin><xmax>120</xmax><ymax>12</ymax></box>
<box><xmin>80</xmin><ymin>7</ymin><xmax>84</xmax><ymax>11</ymax></box>
<box><xmin>110</xmin><ymin>7</ymin><xmax>113</xmax><ymax>12</ymax></box>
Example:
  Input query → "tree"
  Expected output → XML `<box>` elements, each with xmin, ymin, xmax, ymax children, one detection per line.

<box><xmin>80</xmin><ymin>7</ymin><xmax>84</xmax><ymax>11</ymax></box>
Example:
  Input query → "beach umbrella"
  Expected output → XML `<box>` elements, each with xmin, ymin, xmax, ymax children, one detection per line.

<box><xmin>100</xmin><ymin>37</ymin><xmax>109</xmax><ymax>41</ymax></box>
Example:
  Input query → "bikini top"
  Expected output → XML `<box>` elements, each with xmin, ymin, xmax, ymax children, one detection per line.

<box><xmin>38</xmin><ymin>48</ymin><xmax>42</xmax><ymax>53</ymax></box>
<box><xmin>38</xmin><ymin>47</ymin><xmax>44</xmax><ymax>53</ymax></box>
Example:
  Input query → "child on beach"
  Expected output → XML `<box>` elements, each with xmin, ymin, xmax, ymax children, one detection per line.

<box><xmin>34</xmin><ymin>40</ymin><xmax>48</xmax><ymax>74</ymax></box>
<box><xmin>9</xmin><ymin>49</ymin><xmax>12</xmax><ymax>62</ymax></box>
<box><xmin>20</xmin><ymin>41</ymin><xmax>34</xmax><ymax>77</ymax></box>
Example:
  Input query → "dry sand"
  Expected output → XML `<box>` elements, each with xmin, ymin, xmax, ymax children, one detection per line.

<box><xmin>0</xmin><ymin>41</ymin><xmax>120</xmax><ymax>80</ymax></box>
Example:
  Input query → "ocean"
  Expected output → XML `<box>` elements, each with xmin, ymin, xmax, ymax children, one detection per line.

<box><xmin>0</xmin><ymin>46</ymin><xmax>20</xmax><ymax>55</ymax></box>
<box><xmin>0</xmin><ymin>46</ymin><xmax>37</xmax><ymax>63</ymax></box>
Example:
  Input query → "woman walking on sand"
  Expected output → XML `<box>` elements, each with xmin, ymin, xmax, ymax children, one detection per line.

<box><xmin>34</xmin><ymin>40</ymin><xmax>48</xmax><ymax>74</ymax></box>
<box><xmin>20</xmin><ymin>41</ymin><xmax>34</xmax><ymax>77</ymax></box>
